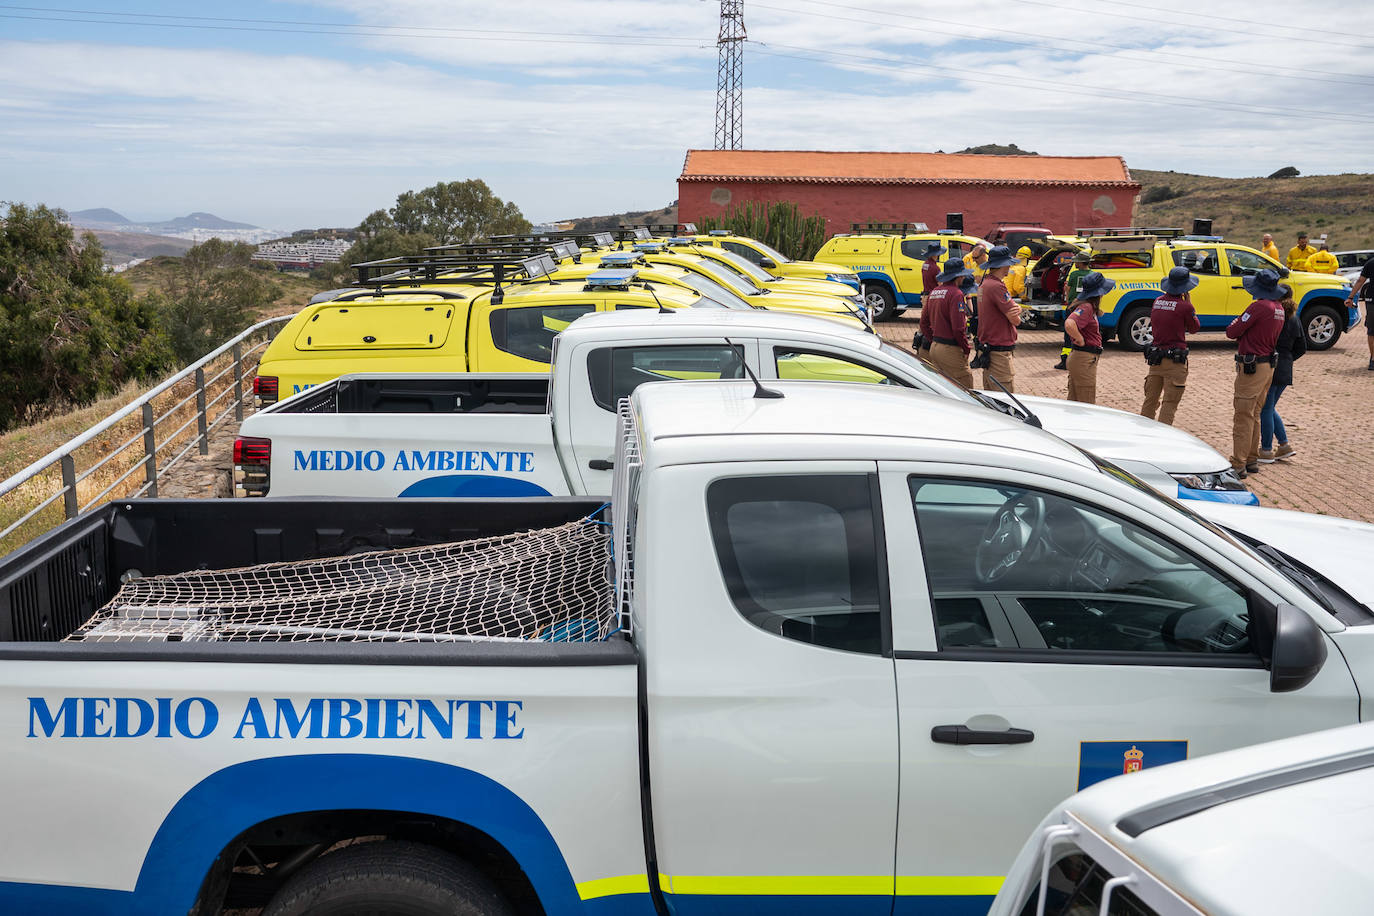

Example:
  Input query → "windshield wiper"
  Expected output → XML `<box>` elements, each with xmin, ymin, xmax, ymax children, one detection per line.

<box><xmin>1252</xmin><ymin>543</ymin><xmax>1337</xmax><ymax>614</ymax></box>
<box><xmin>980</xmin><ymin>376</ymin><xmax>1043</xmax><ymax>428</ymax></box>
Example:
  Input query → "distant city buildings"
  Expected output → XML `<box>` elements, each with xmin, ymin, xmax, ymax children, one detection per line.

<box><xmin>251</xmin><ymin>238</ymin><xmax>352</xmax><ymax>270</ymax></box>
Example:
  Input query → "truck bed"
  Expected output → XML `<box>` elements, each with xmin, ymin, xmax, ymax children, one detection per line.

<box><xmin>278</xmin><ymin>374</ymin><xmax>550</xmax><ymax>415</ymax></box>
<box><xmin>0</xmin><ymin>498</ymin><xmax>623</xmax><ymax>663</ymax></box>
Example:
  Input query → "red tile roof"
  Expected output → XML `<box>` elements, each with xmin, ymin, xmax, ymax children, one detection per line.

<box><xmin>680</xmin><ymin>150</ymin><xmax>1139</xmax><ymax>189</ymax></box>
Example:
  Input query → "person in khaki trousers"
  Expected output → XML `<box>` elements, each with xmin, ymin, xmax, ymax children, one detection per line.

<box><xmin>1141</xmin><ymin>266</ymin><xmax>1200</xmax><ymax>425</ymax></box>
<box><xmin>1063</xmin><ymin>272</ymin><xmax>1116</xmax><ymax>403</ymax></box>
<box><xmin>923</xmin><ymin>258</ymin><xmax>975</xmax><ymax>389</ymax></box>
<box><xmin>975</xmin><ymin>246</ymin><xmax>1022</xmax><ymax>391</ymax></box>
<box><xmin>1225</xmin><ymin>269</ymin><xmax>1286</xmax><ymax>478</ymax></box>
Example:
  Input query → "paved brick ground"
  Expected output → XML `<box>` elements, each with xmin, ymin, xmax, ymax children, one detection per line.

<box><xmin>875</xmin><ymin>315</ymin><xmax>1374</xmax><ymax>522</ymax></box>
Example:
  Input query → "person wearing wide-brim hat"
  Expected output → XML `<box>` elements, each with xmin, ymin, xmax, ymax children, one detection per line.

<box><xmin>1055</xmin><ymin>251</ymin><xmax>1095</xmax><ymax>369</ymax></box>
<box><xmin>975</xmin><ymin>245</ymin><xmax>1023</xmax><ymax>392</ymax></box>
<box><xmin>922</xmin><ymin>257</ymin><xmax>976</xmax><ymax>388</ymax></box>
<box><xmin>1225</xmin><ymin>268</ymin><xmax>1287</xmax><ymax>477</ymax></box>
<box><xmin>1063</xmin><ymin>271</ymin><xmax>1116</xmax><ymax>404</ymax></box>
<box><xmin>1140</xmin><ymin>266</ymin><xmax>1201</xmax><ymax>425</ymax></box>
<box><xmin>919</xmin><ymin>240</ymin><xmax>945</xmax><ymax>307</ymax></box>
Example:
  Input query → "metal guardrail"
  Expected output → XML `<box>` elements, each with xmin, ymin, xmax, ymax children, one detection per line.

<box><xmin>0</xmin><ymin>316</ymin><xmax>291</xmax><ymax>550</ymax></box>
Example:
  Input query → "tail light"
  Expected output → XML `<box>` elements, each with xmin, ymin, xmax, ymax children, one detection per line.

<box><xmin>253</xmin><ymin>375</ymin><xmax>279</xmax><ymax>407</ymax></box>
<box><xmin>233</xmin><ymin>436</ymin><xmax>271</xmax><ymax>497</ymax></box>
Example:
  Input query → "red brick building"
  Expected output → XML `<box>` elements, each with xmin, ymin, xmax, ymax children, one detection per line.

<box><xmin>677</xmin><ymin>149</ymin><xmax>1141</xmax><ymax>238</ymax></box>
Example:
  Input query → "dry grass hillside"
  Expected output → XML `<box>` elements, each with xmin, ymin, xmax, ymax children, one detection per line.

<box><xmin>121</xmin><ymin>256</ymin><xmax>329</xmax><ymax>317</ymax></box>
<box><xmin>1133</xmin><ymin>169</ymin><xmax>1374</xmax><ymax>251</ymax></box>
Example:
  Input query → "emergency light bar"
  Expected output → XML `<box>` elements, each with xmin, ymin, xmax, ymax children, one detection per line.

<box><xmin>632</xmin><ymin>242</ymin><xmax>665</xmax><ymax>253</ymax></box>
<box><xmin>666</xmin><ymin>237</ymin><xmax>695</xmax><ymax>245</ymax></box>
<box><xmin>585</xmin><ymin>269</ymin><xmax>638</xmax><ymax>289</ymax></box>
<box><xmin>709</xmin><ymin>229</ymin><xmax>730</xmax><ymax>236</ymax></box>
<box><xmin>599</xmin><ymin>252</ymin><xmax>642</xmax><ymax>269</ymax></box>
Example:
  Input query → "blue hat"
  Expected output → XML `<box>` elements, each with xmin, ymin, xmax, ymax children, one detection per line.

<box><xmin>919</xmin><ymin>241</ymin><xmax>944</xmax><ymax>258</ymax></box>
<box><xmin>982</xmin><ymin>245</ymin><xmax>1018</xmax><ymax>270</ymax></box>
<box><xmin>1159</xmin><ymin>266</ymin><xmax>1199</xmax><ymax>295</ymax></box>
<box><xmin>936</xmin><ymin>257</ymin><xmax>974</xmax><ymax>283</ymax></box>
<box><xmin>1077</xmin><ymin>271</ymin><xmax>1117</xmax><ymax>300</ymax></box>
<box><xmin>1242</xmin><ymin>268</ymin><xmax>1284</xmax><ymax>300</ymax></box>
<box><xmin>958</xmin><ymin>275</ymin><xmax>976</xmax><ymax>292</ymax></box>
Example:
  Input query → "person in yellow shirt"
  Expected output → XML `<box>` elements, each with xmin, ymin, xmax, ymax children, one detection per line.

<box><xmin>1287</xmin><ymin>232</ymin><xmax>1316</xmax><ymax>271</ymax></box>
<box><xmin>1304</xmin><ymin>241</ymin><xmax>1339</xmax><ymax>273</ymax></box>
<box><xmin>1005</xmin><ymin>245</ymin><xmax>1033</xmax><ymax>299</ymax></box>
<box><xmin>1261</xmin><ymin>233</ymin><xmax>1281</xmax><ymax>262</ymax></box>
<box><xmin>964</xmin><ymin>241</ymin><xmax>989</xmax><ymax>281</ymax></box>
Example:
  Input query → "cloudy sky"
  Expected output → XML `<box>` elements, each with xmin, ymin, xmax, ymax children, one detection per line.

<box><xmin>3</xmin><ymin>0</ymin><xmax>1373</xmax><ymax>231</ymax></box>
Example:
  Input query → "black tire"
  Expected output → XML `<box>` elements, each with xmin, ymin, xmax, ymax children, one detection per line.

<box><xmin>1116</xmin><ymin>306</ymin><xmax>1152</xmax><ymax>352</ymax></box>
<box><xmin>865</xmin><ymin>283</ymin><xmax>898</xmax><ymax>322</ymax></box>
<box><xmin>1302</xmin><ymin>303</ymin><xmax>1343</xmax><ymax>350</ymax></box>
<box><xmin>263</xmin><ymin>841</ymin><xmax>513</xmax><ymax>916</ymax></box>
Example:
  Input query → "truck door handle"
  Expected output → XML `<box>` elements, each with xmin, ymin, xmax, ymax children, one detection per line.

<box><xmin>588</xmin><ymin>459</ymin><xmax>614</xmax><ymax>471</ymax></box>
<box><xmin>899</xmin><ymin>266</ymin><xmax>913</xmax><ymax>271</ymax></box>
<box><xmin>931</xmin><ymin>725</ymin><xmax>1034</xmax><ymax>745</ymax></box>
<box><xmin>1232</xmin><ymin>285</ymin><xmax>1245</xmax><ymax>289</ymax></box>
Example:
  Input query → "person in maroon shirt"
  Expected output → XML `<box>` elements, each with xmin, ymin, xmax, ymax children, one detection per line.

<box><xmin>1140</xmin><ymin>266</ymin><xmax>1201</xmax><ymax>425</ymax></box>
<box><xmin>1226</xmin><ymin>268</ymin><xmax>1287</xmax><ymax>477</ymax></box>
<box><xmin>1063</xmin><ymin>272</ymin><xmax>1114</xmax><ymax>404</ymax></box>
<box><xmin>975</xmin><ymin>245</ymin><xmax>1022</xmax><ymax>391</ymax></box>
<box><xmin>913</xmin><ymin>241</ymin><xmax>944</xmax><ymax>353</ymax></box>
<box><xmin>924</xmin><ymin>257</ymin><xmax>974</xmax><ymax>389</ymax></box>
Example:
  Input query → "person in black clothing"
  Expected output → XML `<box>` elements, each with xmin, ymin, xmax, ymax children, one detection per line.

<box><xmin>1347</xmin><ymin>254</ymin><xmax>1374</xmax><ymax>370</ymax></box>
<box><xmin>1259</xmin><ymin>284</ymin><xmax>1306</xmax><ymax>462</ymax></box>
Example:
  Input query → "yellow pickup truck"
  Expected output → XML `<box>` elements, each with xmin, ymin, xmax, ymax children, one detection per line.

<box><xmin>253</xmin><ymin>255</ymin><xmax>717</xmax><ymax>406</ymax></box>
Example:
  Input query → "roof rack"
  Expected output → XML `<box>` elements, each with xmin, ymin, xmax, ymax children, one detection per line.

<box><xmin>644</xmin><ymin>222</ymin><xmax>697</xmax><ymax>236</ymax></box>
<box><xmin>350</xmin><ymin>252</ymin><xmax>558</xmax><ymax>303</ymax></box>
<box><xmin>850</xmin><ymin>222</ymin><xmax>931</xmax><ymax>235</ymax></box>
<box><xmin>1077</xmin><ymin>226</ymin><xmax>1185</xmax><ymax>239</ymax></box>
<box><xmin>610</xmin><ymin>227</ymin><xmax>655</xmax><ymax>242</ymax></box>
<box><xmin>991</xmin><ymin>220</ymin><xmax>1048</xmax><ymax>229</ymax></box>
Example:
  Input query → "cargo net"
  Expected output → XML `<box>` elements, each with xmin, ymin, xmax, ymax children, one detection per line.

<box><xmin>66</xmin><ymin>520</ymin><xmax>615</xmax><ymax>644</ymax></box>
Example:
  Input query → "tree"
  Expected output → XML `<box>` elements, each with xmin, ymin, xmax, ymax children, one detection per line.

<box><xmin>156</xmin><ymin>238</ymin><xmax>280</xmax><ymax>362</ymax></box>
<box><xmin>0</xmin><ymin>203</ymin><xmax>170</xmax><ymax>430</ymax></box>
<box><xmin>389</xmin><ymin>179</ymin><xmax>531</xmax><ymax>244</ymax></box>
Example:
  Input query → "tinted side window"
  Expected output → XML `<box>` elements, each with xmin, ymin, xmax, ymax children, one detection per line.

<box><xmin>909</xmin><ymin>478</ymin><xmax>1254</xmax><ymax>658</ymax></box>
<box><xmin>723</xmin><ymin>240</ymin><xmax>764</xmax><ymax>265</ymax></box>
<box><xmin>586</xmin><ymin>345</ymin><xmax>746</xmax><ymax>411</ymax></box>
<box><xmin>489</xmin><ymin>305</ymin><xmax>595</xmax><ymax>363</ymax></box>
<box><xmin>1226</xmin><ymin>248</ymin><xmax>1271</xmax><ymax>275</ymax></box>
<box><xmin>899</xmin><ymin>239</ymin><xmax>931</xmax><ymax>260</ymax></box>
<box><xmin>708</xmin><ymin>475</ymin><xmax>885</xmax><ymax>654</ymax></box>
<box><xmin>1172</xmin><ymin>248</ymin><xmax>1219</xmax><ymax>275</ymax></box>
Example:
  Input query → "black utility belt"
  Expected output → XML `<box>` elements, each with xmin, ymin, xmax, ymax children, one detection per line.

<box><xmin>1146</xmin><ymin>346</ymin><xmax>1188</xmax><ymax>365</ymax></box>
<box><xmin>932</xmin><ymin>336</ymin><xmax>964</xmax><ymax>347</ymax></box>
<box><xmin>978</xmin><ymin>343</ymin><xmax>1016</xmax><ymax>352</ymax></box>
<box><xmin>1236</xmin><ymin>352</ymin><xmax>1277</xmax><ymax>373</ymax></box>
<box><xmin>1071</xmin><ymin>345</ymin><xmax>1103</xmax><ymax>354</ymax></box>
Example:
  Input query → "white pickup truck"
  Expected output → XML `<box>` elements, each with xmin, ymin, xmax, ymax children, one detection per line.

<box><xmin>236</xmin><ymin>310</ymin><xmax>1255</xmax><ymax>505</ymax></box>
<box><xmin>1</xmin><ymin>379</ymin><xmax>1371</xmax><ymax>916</ymax></box>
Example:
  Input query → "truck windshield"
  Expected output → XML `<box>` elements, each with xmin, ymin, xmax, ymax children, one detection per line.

<box><xmin>751</xmin><ymin>239</ymin><xmax>791</xmax><ymax>264</ymax></box>
<box><xmin>689</xmin><ymin>258</ymin><xmax>765</xmax><ymax>296</ymax></box>
<box><xmin>676</xmin><ymin>273</ymin><xmax>754</xmax><ymax>309</ymax></box>
<box><xmin>711</xmin><ymin>249</ymin><xmax>779</xmax><ymax>284</ymax></box>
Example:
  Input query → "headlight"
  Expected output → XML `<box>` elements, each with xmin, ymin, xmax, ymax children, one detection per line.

<box><xmin>1172</xmin><ymin>470</ymin><xmax>1248</xmax><ymax>491</ymax></box>
<box><xmin>829</xmin><ymin>273</ymin><xmax>862</xmax><ymax>291</ymax></box>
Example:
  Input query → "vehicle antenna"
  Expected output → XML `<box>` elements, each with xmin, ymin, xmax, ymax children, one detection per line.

<box><xmin>637</xmin><ymin>281</ymin><xmax>676</xmax><ymax>315</ymax></box>
<box><xmin>724</xmin><ymin>336</ymin><xmax>783</xmax><ymax>399</ymax></box>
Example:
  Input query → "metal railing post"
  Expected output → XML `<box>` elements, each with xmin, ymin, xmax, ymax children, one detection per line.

<box><xmin>232</xmin><ymin>342</ymin><xmax>244</xmax><ymax>422</ymax></box>
<box><xmin>142</xmin><ymin>402</ymin><xmax>158</xmax><ymax>498</ymax></box>
<box><xmin>195</xmin><ymin>367</ymin><xmax>208</xmax><ymax>455</ymax></box>
<box><xmin>60</xmin><ymin>454</ymin><xmax>78</xmax><ymax>519</ymax></box>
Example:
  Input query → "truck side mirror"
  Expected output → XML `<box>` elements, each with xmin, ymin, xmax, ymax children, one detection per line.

<box><xmin>760</xmin><ymin>258</ymin><xmax>776</xmax><ymax>269</ymax></box>
<box><xmin>1269</xmin><ymin>602</ymin><xmax>1327</xmax><ymax>693</ymax></box>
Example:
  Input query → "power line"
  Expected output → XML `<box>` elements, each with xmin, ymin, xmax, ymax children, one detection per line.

<box><xmin>748</xmin><ymin>40</ymin><xmax>1374</xmax><ymax>126</ymax></box>
<box><xmin>764</xmin><ymin>0</ymin><xmax>1374</xmax><ymax>87</ymax></box>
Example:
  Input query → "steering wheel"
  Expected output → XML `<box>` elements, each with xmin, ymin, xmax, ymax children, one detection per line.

<box><xmin>975</xmin><ymin>492</ymin><xmax>1048</xmax><ymax>584</ymax></box>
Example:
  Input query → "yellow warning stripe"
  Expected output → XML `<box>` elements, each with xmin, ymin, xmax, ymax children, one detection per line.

<box><xmin>575</xmin><ymin>873</ymin><xmax>1002</xmax><ymax>900</ymax></box>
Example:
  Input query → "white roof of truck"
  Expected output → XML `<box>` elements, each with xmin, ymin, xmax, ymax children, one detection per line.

<box><xmin>564</xmin><ymin>308</ymin><xmax>884</xmax><ymax>350</ymax></box>
<box><xmin>1032</xmin><ymin>722</ymin><xmax>1374</xmax><ymax>916</ymax></box>
<box><xmin>631</xmin><ymin>380</ymin><xmax>1092</xmax><ymax>472</ymax></box>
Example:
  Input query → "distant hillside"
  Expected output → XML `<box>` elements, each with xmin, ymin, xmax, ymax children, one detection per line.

<box><xmin>1133</xmin><ymin>169</ymin><xmax>1374</xmax><ymax>250</ymax></box>
<box><xmin>70</xmin><ymin>207</ymin><xmax>132</xmax><ymax>225</ymax></box>
<box><xmin>83</xmin><ymin>230</ymin><xmax>194</xmax><ymax>265</ymax></box>
<box><xmin>68</xmin><ymin>208</ymin><xmax>263</xmax><ymax>234</ymax></box>
<box><xmin>953</xmin><ymin>143</ymin><xmax>1039</xmax><ymax>156</ymax></box>
<box><xmin>565</xmin><ymin>203</ymin><xmax>677</xmax><ymax>233</ymax></box>
<box><xmin>149</xmin><ymin>212</ymin><xmax>258</xmax><ymax>232</ymax></box>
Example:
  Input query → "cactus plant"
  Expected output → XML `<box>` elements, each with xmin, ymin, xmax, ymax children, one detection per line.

<box><xmin>697</xmin><ymin>201</ymin><xmax>827</xmax><ymax>261</ymax></box>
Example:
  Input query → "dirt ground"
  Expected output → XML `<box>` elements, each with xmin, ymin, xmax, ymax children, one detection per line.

<box><xmin>875</xmin><ymin>315</ymin><xmax>1374</xmax><ymax>522</ymax></box>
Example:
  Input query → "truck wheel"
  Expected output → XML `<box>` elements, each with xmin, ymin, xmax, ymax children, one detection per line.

<box><xmin>262</xmin><ymin>841</ymin><xmax>513</xmax><ymax>916</ymax></box>
<box><xmin>1302</xmin><ymin>303</ymin><xmax>1342</xmax><ymax>350</ymax></box>
<box><xmin>865</xmin><ymin>285</ymin><xmax>897</xmax><ymax>322</ymax></box>
<box><xmin>1117</xmin><ymin>307</ymin><xmax>1151</xmax><ymax>352</ymax></box>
